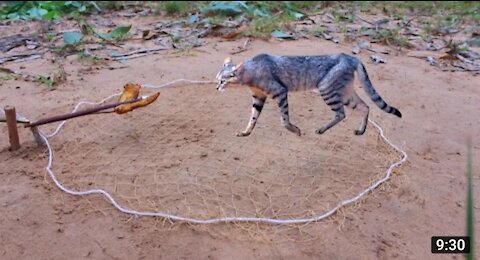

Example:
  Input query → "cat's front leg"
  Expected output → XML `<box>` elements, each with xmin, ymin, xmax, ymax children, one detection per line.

<box><xmin>237</xmin><ymin>95</ymin><xmax>266</xmax><ymax>137</ymax></box>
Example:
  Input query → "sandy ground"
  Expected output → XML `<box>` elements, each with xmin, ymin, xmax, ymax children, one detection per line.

<box><xmin>1</xmin><ymin>21</ymin><xmax>480</xmax><ymax>260</ymax></box>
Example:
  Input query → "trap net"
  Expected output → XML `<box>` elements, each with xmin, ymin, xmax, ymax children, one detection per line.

<box><xmin>38</xmin><ymin>80</ymin><xmax>406</xmax><ymax>234</ymax></box>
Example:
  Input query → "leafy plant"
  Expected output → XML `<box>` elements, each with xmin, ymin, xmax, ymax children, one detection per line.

<box><xmin>467</xmin><ymin>39</ymin><xmax>480</xmax><ymax>47</ymax></box>
<box><xmin>63</xmin><ymin>31</ymin><xmax>83</xmax><ymax>45</ymax></box>
<box><xmin>271</xmin><ymin>30</ymin><xmax>295</xmax><ymax>39</ymax></box>
<box><xmin>59</xmin><ymin>22</ymin><xmax>132</xmax><ymax>49</ymax></box>
<box><xmin>0</xmin><ymin>1</ymin><xmax>101</xmax><ymax>21</ymax></box>
<box><xmin>77</xmin><ymin>51</ymin><xmax>100</xmax><ymax>63</ymax></box>
<box><xmin>201</xmin><ymin>1</ymin><xmax>248</xmax><ymax>17</ymax></box>
<box><xmin>310</xmin><ymin>26</ymin><xmax>327</xmax><ymax>37</ymax></box>
<box><xmin>244</xmin><ymin>14</ymin><xmax>291</xmax><ymax>38</ymax></box>
<box><xmin>34</xmin><ymin>75</ymin><xmax>54</xmax><ymax>90</ymax></box>
<box><xmin>96</xmin><ymin>25</ymin><xmax>132</xmax><ymax>41</ymax></box>
<box><xmin>160</xmin><ymin>1</ymin><xmax>193</xmax><ymax>16</ymax></box>
<box><xmin>369</xmin><ymin>28</ymin><xmax>408</xmax><ymax>47</ymax></box>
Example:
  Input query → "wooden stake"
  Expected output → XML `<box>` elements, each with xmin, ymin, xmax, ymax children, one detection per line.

<box><xmin>4</xmin><ymin>106</ymin><xmax>20</xmax><ymax>150</ymax></box>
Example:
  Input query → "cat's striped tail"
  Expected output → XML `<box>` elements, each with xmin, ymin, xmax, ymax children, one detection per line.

<box><xmin>356</xmin><ymin>62</ymin><xmax>402</xmax><ymax>118</ymax></box>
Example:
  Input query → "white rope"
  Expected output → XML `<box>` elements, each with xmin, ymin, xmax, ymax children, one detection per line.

<box><xmin>38</xmin><ymin>79</ymin><xmax>407</xmax><ymax>224</ymax></box>
<box><xmin>142</xmin><ymin>79</ymin><xmax>217</xmax><ymax>89</ymax></box>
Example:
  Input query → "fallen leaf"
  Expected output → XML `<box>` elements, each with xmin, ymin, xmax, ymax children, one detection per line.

<box><xmin>271</xmin><ymin>31</ymin><xmax>295</xmax><ymax>40</ymax></box>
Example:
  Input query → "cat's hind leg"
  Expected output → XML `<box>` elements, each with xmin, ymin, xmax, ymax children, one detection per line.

<box><xmin>272</xmin><ymin>88</ymin><xmax>301</xmax><ymax>136</ymax></box>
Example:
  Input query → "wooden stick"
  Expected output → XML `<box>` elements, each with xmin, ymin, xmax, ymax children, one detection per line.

<box><xmin>25</xmin><ymin>98</ymin><xmax>141</xmax><ymax>128</ymax></box>
<box><xmin>5</xmin><ymin>106</ymin><xmax>20</xmax><ymax>150</ymax></box>
<box><xmin>110</xmin><ymin>47</ymin><xmax>169</xmax><ymax>58</ymax></box>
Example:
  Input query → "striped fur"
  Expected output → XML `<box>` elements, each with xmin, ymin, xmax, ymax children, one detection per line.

<box><xmin>215</xmin><ymin>53</ymin><xmax>402</xmax><ymax>137</ymax></box>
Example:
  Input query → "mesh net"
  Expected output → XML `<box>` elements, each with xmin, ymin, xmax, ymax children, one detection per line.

<box><xmin>48</xmin><ymin>84</ymin><xmax>399</xmax><ymax>226</ymax></box>
<box><xmin>18</xmin><ymin>81</ymin><xmax>410</xmax><ymax>243</ymax></box>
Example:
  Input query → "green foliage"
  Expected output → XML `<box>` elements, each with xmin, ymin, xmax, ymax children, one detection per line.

<box><xmin>63</xmin><ymin>31</ymin><xmax>83</xmax><ymax>45</ymax></box>
<box><xmin>243</xmin><ymin>13</ymin><xmax>293</xmax><ymax>38</ymax></box>
<box><xmin>97</xmin><ymin>25</ymin><xmax>132</xmax><ymax>41</ymax></box>
<box><xmin>370</xmin><ymin>28</ymin><xmax>408</xmax><ymax>47</ymax></box>
<box><xmin>201</xmin><ymin>1</ymin><xmax>247</xmax><ymax>16</ymax></box>
<box><xmin>467</xmin><ymin>39</ymin><xmax>480</xmax><ymax>47</ymax></box>
<box><xmin>0</xmin><ymin>71</ymin><xmax>14</xmax><ymax>81</ymax></box>
<box><xmin>60</xmin><ymin>22</ymin><xmax>132</xmax><ymax>48</ymax></box>
<box><xmin>194</xmin><ymin>1</ymin><xmax>313</xmax><ymax>38</ymax></box>
<box><xmin>198</xmin><ymin>1</ymin><xmax>308</xmax><ymax>20</ymax></box>
<box><xmin>271</xmin><ymin>30</ymin><xmax>295</xmax><ymax>39</ymax></box>
<box><xmin>310</xmin><ymin>26</ymin><xmax>327</xmax><ymax>37</ymax></box>
<box><xmin>421</xmin><ymin>15</ymin><xmax>462</xmax><ymax>36</ymax></box>
<box><xmin>160</xmin><ymin>1</ymin><xmax>194</xmax><ymax>16</ymax></box>
<box><xmin>0</xmin><ymin>1</ymin><xmax>101</xmax><ymax>20</ymax></box>
<box><xmin>34</xmin><ymin>75</ymin><xmax>54</xmax><ymax>90</ymax></box>
<box><xmin>77</xmin><ymin>51</ymin><xmax>100</xmax><ymax>63</ymax></box>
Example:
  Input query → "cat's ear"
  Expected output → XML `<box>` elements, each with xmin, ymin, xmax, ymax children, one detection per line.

<box><xmin>224</xmin><ymin>56</ymin><xmax>232</xmax><ymax>65</ymax></box>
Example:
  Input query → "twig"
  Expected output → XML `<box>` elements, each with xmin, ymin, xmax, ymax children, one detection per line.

<box><xmin>112</xmin><ymin>53</ymin><xmax>155</xmax><ymax>61</ymax></box>
<box><xmin>400</xmin><ymin>16</ymin><xmax>417</xmax><ymax>29</ymax></box>
<box><xmin>230</xmin><ymin>39</ymin><xmax>251</xmax><ymax>55</ymax></box>
<box><xmin>0</xmin><ymin>52</ymin><xmax>44</xmax><ymax>64</ymax></box>
<box><xmin>356</xmin><ymin>16</ymin><xmax>390</xmax><ymax>31</ymax></box>
<box><xmin>356</xmin><ymin>16</ymin><xmax>374</xmax><ymax>25</ymax></box>
<box><xmin>14</xmin><ymin>54</ymin><xmax>42</xmax><ymax>63</ymax></box>
<box><xmin>367</xmin><ymin>47</ymin><xmax>389</xmax><ymax>54</ymax></box>
<box><xmin>455</xmin><ymin>54</ymin><xmax>480</xmax><ymax>66</ymax></box>
<box><xmin>109</xmin><ymin>47</ymin><xmax>170</xmax><ymax>58</ymax></box>
<box><xmin>0</xmin><ymin>34</ymin><xmax>37</xmax><ymax>52</ymax></box>
<box><xmin>451</xmin><ymin>64</ymin><xmax>480</xmax><ymax>72</ymax></box>
<box><xmin>25</xmin><ymin>98</ymin><xmax>141</xmax><ymax>128</ymax></box>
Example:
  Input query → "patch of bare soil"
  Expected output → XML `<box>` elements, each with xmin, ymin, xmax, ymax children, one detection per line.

<box><xmin>1</xmin><ymin>19</ymin><xmax>479</xmax><ymax>260</ymax></box>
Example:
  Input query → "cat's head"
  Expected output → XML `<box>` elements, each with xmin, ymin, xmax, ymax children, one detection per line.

<box><xmin>215</xmin><ymin>57</ymin><xmax>240</xmax><ymax>91</ymax></box>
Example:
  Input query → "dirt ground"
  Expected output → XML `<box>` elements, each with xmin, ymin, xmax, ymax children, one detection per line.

<box><xmin>1</xmin><ymin>18</ymin><xmax>480</xmax><ymax>260</ymax></box>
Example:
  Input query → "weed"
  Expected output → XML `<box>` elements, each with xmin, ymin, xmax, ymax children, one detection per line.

<box><xmin>0</xmin><ymin>74</ymin><xmax>14</xmax><ymax>81</ymax></box>
<box><xmin>159</xmin><ymin>1</ymin><xmax>193</xmax><ymax>16</ymax></box>
<box><xmin>77</xmin><ymin>52</ymin><xmax>100</xmax><ymax>63</ymax></box>
<box><xmin>96</xmin><ymin>25</ymin><xmax>132</xmax><ymax>42</ymax></box>
<box><xmin>45</xmin><ymin>32</ymin><xmax>56</xmax><ymax>42</ymax></box>
<box><xmin>310</xmin><ymin>26</ymin><xmax>327</xmax><ymax>37</ymax></box>
<box><xmin>370</xmin><ymin>28</ymin><xmax>408</xmax><ymax>47</ymax></box>
<box><xmin>334</xmin><ymin>10</ymin><xmax>355</xmax><ymax>23</ymax></box>
<box><xmin>244</xmin><ymin>13</ymin><xmax>292</xmax><ymax>38</ymax></box>
<box><xmin>34</xmin><ymin>75</ymin><xmax>55</xmax><ymax>90</ymax></box>
<box><xmin>0</xmin><ymin>1</ymin><xmax>100</xmax><ymax>21</ymax></box>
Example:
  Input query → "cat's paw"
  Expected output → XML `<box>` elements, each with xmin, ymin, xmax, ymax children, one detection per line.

<box><xmin>285</xmin><ymin>124</ymin><xmax>301</xmax><ymax>136</ymax></box>
<box><xmin>236</xmin><ymin>131</ymin><xmax>250</xmax><ymax>137</ymax></box>
<box><xmin>354</xmin><ymin>129</ymin><xmax>365</xmax><ymax>135</ymax></box>
<box><xmin>315</xmin><ymin>128</ymin><xmax>326</xmax><ymax>135</ymax></box>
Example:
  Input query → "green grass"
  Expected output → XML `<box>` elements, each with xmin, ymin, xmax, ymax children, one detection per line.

<box><xmin>369</xmin><ymin>28</ymin><xmax>409</xmax><ymax>47</ymax></box>
<box><xmin>356</xmin><ymin>1</ymin><xmax>479</xmax><ymax>16</ymax></box>
<box><xmin>0</xmin><ymin>1</ymin><xmax>101</xmax><ymax>20</ymax></box>
<box><xmin>1</xmin><ymin>1</ymin><xmax>478</xmax><ymax>46</ymax></box>
<box><xmin>158</xmin><ymin>1</ymin><xmax>196</xmax><ymax>16</ymax></box>
<box><xmin>2</xmin><ymin>1</ymin><xmax>479</xmax><ymax>21</ymax></box>
<box><xmin>33</xmin><ymin>75</ymin><xmax>55</xmax><ymax>90</ymax></box>
<box><xmin>466</xmin><ymin>142</ymin><xmax>475</xmax><ymax>260</ymax></box>
<box><xmin>244</xmin><ymin>13</ymin><xmax>293</xmax><ymax>38</ymax></box>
